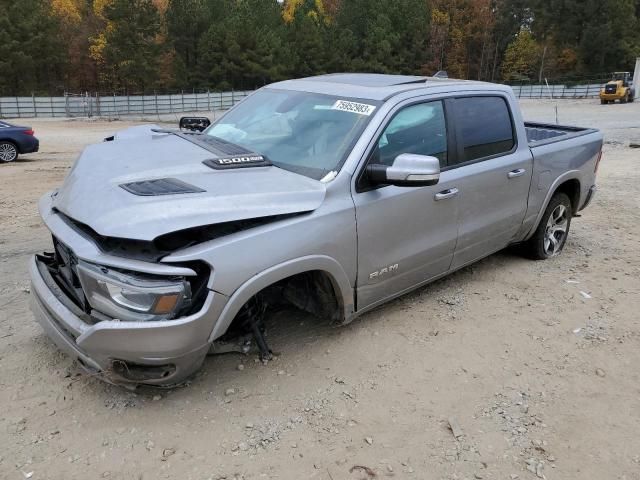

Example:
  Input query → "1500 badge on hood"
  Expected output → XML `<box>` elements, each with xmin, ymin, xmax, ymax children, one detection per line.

<box><xmin>203</xmin><ymin>154</ymin><xmax>272</xmax><ymax>170</ymax></box>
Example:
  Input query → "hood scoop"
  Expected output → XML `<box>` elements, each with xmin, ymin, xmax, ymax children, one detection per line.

<box><xmin>120</xmin><ymin>178</ymin><xmax>205</xmax><ymax>196</ymax></box>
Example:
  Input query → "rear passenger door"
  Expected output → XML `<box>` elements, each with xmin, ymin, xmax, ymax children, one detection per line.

<box><xmin>448</xmin><ymin>95</ymin><xmax>533</xmax><ymax>269</ymax></box>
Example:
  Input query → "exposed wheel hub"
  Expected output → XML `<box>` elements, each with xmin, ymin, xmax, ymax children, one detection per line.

<box><xmin>543</xmin><ymin>204</ymin><xmax>568</xmax><ymax>256</ymax></box>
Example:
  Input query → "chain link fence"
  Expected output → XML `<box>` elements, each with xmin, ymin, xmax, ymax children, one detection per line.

<box><xmin>0</xmin><ymin>79</ymin><xmax>614</xmax><ymax>119</ymax></box>
<box><xmin>0</xmin><ymin>90</ymin><xmax>251</xmax><ymax>119</ymax></box>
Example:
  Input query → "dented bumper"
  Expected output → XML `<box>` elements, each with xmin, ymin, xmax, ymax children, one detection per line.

<box><xmin>29</xmin><ymin>255</ymin><xmax>227</xmax><ymax>387</ymax></box>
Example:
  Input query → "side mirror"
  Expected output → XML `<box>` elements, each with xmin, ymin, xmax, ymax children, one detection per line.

<box><xmin>179</xmin><ymin>116</ymin><xmax>211</xmax><ymax>132</ymax></box>
<box><xmin>367</xmin><ymin>153</ymin><xmax>440</xmax><ymax>187</ymax></box>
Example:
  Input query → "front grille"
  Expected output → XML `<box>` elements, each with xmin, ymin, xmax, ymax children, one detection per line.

<box><xmin>47</xmin><ymin>237</ymin><xmax>90</xmax><ymax>312</ymax></box>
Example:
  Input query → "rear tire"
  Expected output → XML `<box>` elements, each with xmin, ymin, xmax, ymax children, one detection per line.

<box><xmin>0</xmin><ymin>141</ymin><xmax>18</xmax><ymax>163</ymax></box>
<box><xmin>523</xmin><ymin>192</ymin><xmax>572</xmax><ymax>260</ymax></box>
<box><xmin>600</xmin><ymin>99</ymin><xmax>606</xmax><ymax>104</ymax></box>
<box><xmin>620</xmin><ymin>91</ymin><xmax>628</xmax><ymax>103</ymax></box>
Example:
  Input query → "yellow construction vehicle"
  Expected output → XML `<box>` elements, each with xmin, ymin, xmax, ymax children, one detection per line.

<box><xmin>600</xmin><ymin>72</ymin><xmax>635</xmax><ymax>104</ymax></box>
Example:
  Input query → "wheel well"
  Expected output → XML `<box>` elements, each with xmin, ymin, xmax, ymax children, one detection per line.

<box><xmin>555</xmin><ymin>179</ymin><xmax>580</xmax><ymax>214</ymax></box>
<box><xmin>225</xmin><ymin>270</ymin><xmax>342</xmax><ymax>336</ymax></box>
<box><xmin>0</xmin><ymin>139</ymin><xmax>18</xmax><ymax>147</ymax></box>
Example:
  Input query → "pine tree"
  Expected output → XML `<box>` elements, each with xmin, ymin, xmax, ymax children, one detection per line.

<box><xmin>0</xmin><ymin>0</ymin><xmax>66</xmax><ymax>95</ymax></box>
<box><xmin>90</xmin><ymin>0</ymin><xmax>162</xmax><ymax>92</ymax></box>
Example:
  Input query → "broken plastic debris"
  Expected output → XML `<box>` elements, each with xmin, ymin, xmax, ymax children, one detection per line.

<box><xmin>448</xmin><ymin>416</ymin><xmax>464</xmax><ymax>438</ymax></box>
<box><xmin>565</xmin><ymin>280</ymin><xmax>580</xmax><ymax>284</ymax></box>
<box><xmin>572</xmin><ymin>328</ymin><xmax>582</xmax><ymax>334</ymax></box>
<box><xmin>579</xmin><ymin>291</ymin><xmax>592</xmax><ymax>299</ymax></box>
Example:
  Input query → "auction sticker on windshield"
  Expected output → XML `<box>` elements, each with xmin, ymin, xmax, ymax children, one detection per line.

<box><xmin>331</xmin><ymin>100</ymin><xmax>376</xmax><ymax>116</ymax></box>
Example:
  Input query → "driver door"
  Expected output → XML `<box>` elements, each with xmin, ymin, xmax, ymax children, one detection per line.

<box><xmin>353</xmin><ymin>100</ymin><xmax>460</xmax><ymax>310</ymax></box>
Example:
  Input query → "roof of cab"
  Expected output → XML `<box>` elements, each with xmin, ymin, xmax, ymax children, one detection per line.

<box><xmin>268</xmin><ymin>73</ymin><xmax>498</xmax><ymax>101</ymax></box>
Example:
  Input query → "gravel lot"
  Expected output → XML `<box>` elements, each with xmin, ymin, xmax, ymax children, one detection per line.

<box><xmin>1</xmin><ymin>100</ymin><xmax>639</xmax><ymax>480</ymax></box>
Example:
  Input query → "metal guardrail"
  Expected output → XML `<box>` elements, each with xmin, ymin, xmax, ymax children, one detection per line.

<box><xmin>0</xmin><ymin>83</ymin><xmax>608</xmax><ymax>119</ymax></box>
<box><xmin>0</xmin><ymin>90</ymin><xmax>251</xmax><ymax>119</ymax></box>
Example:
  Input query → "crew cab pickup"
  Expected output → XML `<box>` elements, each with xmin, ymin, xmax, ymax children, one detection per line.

<box><xmin>29</xmin><ymin>74</ymin><xmax>602</xmax><ymax>387</ymax></box>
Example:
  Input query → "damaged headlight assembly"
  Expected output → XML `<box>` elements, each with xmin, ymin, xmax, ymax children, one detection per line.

<box><xmin>76</xmin><ymin>262</ymin><xmax>191</xmax><ymax>322</ymax></box>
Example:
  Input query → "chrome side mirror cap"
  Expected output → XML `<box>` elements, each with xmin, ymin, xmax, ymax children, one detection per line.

<box><xmin>367</xmin><ymin>153</ymin><xmax>440</xmax><ymax>187</ymax></box>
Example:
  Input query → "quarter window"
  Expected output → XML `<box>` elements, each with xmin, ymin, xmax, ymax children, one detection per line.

<box><xmin>370</xmin><ymin>101</ymin><xmax>447</xmax><ymax>167</ymax></box>
<box><xmin>453</xmin><ymin>96</ymin><xmax>514</xmax><ymax>163</ymax></box>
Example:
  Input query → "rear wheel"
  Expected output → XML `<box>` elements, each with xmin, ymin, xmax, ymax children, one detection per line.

<box><xmin>523</xmin><ymin>193</ymin><xmax>572</xmax><ymax>260</ymax></box>
<box><xmin>600</xmin><ymin>99</ymin><xmax>606</xmax><ymax>104</ymax></box>
<box><xmin>620</xmin><ymin>91</ymin><xmax>629</xmax><ymax>103</ymax></box>
<box><xmin>0</xmin><ymin>141</ymin><xmax>18</xmax><ymax>162</ymax></box>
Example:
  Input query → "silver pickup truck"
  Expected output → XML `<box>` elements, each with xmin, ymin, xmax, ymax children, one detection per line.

<box><xmin>29</xmin><ymin>74</ymin><xmax>603</xmax><ymax>387</ymax></box>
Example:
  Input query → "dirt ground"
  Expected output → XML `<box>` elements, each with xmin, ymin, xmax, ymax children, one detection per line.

<box><xmin>1</xmin><ymin>100</ymin><xmax>639</xmax><ymax>480</ymax></box>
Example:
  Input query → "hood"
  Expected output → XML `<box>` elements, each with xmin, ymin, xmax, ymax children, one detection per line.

<box><xmin>53</xmin><ymin>126</ymin><xmax>326</xmax><ymax>241</ymax></box>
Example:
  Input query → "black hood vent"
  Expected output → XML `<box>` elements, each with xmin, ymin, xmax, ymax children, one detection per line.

<box><xmin>120</xmin><ymin>178</ymin><xmax>205</xmax><ymax>196</ymax></box>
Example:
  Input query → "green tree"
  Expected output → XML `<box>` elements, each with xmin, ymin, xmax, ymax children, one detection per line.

<box><xmin>199</xmin><ymin>0</ymin><xmax>288</xmax><ymax>90</ymax></box>
<box><xmin>0</xmin><ymin>0</ymin><xmax>66</xmax><ymax>94</ymax></box>
<box><xmin>91</xmin><ymin>0</ymin><xmax>162</xmax><ymax>91</ymax></box>
<box><xmin>532</xmin><ymin>0</ymin><xmax>640</xmax><ymax>75</ymax></box>
<box><xmin>286</xmin><ymin>1</ymin><xmax>331</xmax><ymax>77</ymax></box>
<box><xmin>501</xmin><ymin>29</ymin><xmax>540</xmax><ymax>81</ymax></box>
<box><xmin>166</xmin><ymin>0</ymin><xmax>219</xmax><ymax>88</ymax></box>
<box><xmin>331</xmin><ymin>0</ymin><xmax>429</xmax><ymax>74</ymax></box>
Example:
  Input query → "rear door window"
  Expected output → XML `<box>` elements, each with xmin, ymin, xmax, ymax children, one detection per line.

<box><xmin>453</xmin><ymin>96</ymin><xmax>514</xmax><ymax>163</ymax></box>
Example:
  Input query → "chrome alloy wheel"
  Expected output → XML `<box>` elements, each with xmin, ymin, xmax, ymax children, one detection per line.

<box><xmin>543</xmin><ymin>204</ymin><xmax>569</xmax><ymax>256</ymax></box>
<box><xmin>0</xmin><ymin>142</ymin><xmax>18</xmax><ymax>162</ymax></box>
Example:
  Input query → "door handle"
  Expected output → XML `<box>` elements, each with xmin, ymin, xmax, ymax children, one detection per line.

<box><xmin>434</xmin><ymin>188</ymin><xmax>459</xmax><ymax>201</ymax></box>
<box><xmin>508</xmin><ymin>168</ymin><xmax>526</xmax><ymax>179</ymax></box>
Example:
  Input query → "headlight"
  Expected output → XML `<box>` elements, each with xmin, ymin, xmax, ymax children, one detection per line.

<box><xmin>77</xmin><ymin>262</ymin><xmax>191</xmax><ymax>322</ymax></box>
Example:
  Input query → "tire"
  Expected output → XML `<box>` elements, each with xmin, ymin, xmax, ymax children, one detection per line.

<box><xmin>620</xmin><ymin>91</ymin><xmax>628</xmax><ymax>103</ymax></box>
<box><xmin>600</xmin><ymin>99</ymin><xmax>606</xmax><ymax>104</ymax></box>
<box><xmin>523</xmin><ymin>192</ymin><xmax>572</xmax><ymax>260</ymax></box>
<box><xmin>0</xmin><ymin>141</ymin><xmax>18</xmax><ymax>163</ymax></box>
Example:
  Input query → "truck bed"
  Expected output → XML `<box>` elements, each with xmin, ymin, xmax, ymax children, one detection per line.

<box><xmin>525</xmin><ymin>122</ymin><xmax>598</xmax><ymax>147</ymax></box>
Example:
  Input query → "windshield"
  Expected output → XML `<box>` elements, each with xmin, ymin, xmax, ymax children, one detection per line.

<box><xmin>205</xmin><ymin>89</ymin><xmax>381</xmax><ymax>180</ymax></box>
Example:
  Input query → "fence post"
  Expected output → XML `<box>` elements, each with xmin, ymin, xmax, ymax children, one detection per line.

<box><xmin>155</xmin><ymin>90</ymin><xmax>158</xmax><ymax>116</ymax></box>
<box><xmin>231</xmin><ymin>89</ymin><xmax>235</xmax><ymax>106</ymax></box>
<box><xmin>32</xmin><ymin>92</ymin><xmax>37</xmax><ymax>117</ymax></box>
<box><xmin>15</xmin><ymin>96</ymin><xmax>20</xmax><ymax>117</ymax></box>
<box><xmin>585</xmin><ymin>84</ymin><xmax>590</xmax><ymax>98</ymax></box>
<box><xmin>181</xmin><ymin>90</ymin><xmax>185</xmax><ymax>113</ymax></box>
<box><xmin>207</xmin><ymin>90</ymin><xmax>210</xmax><ymax>112</ymax></box>
<box><xmin>195</xmin><ymin>89</ymin><xmax>198</xmax><ymax>112</ymax></box>
<box><xmin>127</xmin><ymin>91</ymin><xmax>130</xmax><ymax>115</ymax></box>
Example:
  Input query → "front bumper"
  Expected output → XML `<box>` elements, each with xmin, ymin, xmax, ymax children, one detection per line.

<box><xmin>29</xmin><ymin>255</ymin><xmax>226</xmax><ymax>387</ymax></box>
<box><xmin>600</xmin><ymin>93</ymin><xmax>623</xmax><ymax>101</ymax></box>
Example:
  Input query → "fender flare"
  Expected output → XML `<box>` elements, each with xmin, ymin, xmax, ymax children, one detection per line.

<box><xmin>524</xmin><ymin>170</ymin><xmax>581</xmax><ymax>241</ymax></box>
<box><xmin>208</xmin><ymin>255</ymin><xmax>354</xmax><ymax>342</ymax></box>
